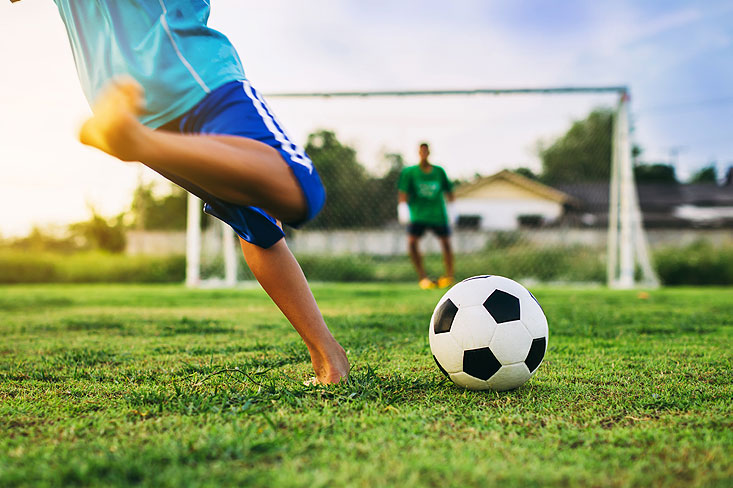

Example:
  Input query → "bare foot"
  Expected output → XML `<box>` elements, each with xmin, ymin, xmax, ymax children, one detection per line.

<box><xmin>79</xmin><ymin>77</ymin><xmax>148</xmax><ymax>161</ymax></box>
<box><xmin>309</xmin><ymin>342</ymin><xmax>350</xmax><ymax>385</ymax></box>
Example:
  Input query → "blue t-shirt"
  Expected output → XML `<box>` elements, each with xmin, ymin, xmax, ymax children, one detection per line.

<box><xmin>53</xmin><ymin>0</ymin><xmax>246</xmax><ymax>128</ymax></box>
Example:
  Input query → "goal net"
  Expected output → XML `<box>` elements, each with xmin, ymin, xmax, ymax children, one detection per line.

<box><xmin>188</xmin><ymin>86</ymin><xmax>658</xmax><ymax>289</ymax></box>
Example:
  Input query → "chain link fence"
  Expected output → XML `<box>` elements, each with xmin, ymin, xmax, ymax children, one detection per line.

<box><xmin>197</xmin><ymin>90</ymin><xmax>623</xmax><ymax>285</ymax></box>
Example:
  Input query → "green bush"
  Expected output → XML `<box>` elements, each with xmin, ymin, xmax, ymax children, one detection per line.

<box><xmin>346</xmin><ymin>245</ymin><xmax>606</xmax><ymax>284</ymax></box>
<box><xmin>3</xmin><ymin>242</ymin><xmax>730</xmax><ymax>285</ymax></box>
<box><xmin>0</xmin><ymin>252</ymin><xmax>58</xmax><ymax>284</ymax></box>
<box><xmin>653</xmin><ymin>242</ymin><xmax>733</xmax><ymax>286</ymax></box>
<box><xmin>0</xmin><ymin>251</ymin><xmax>185</xmax><ymax>284</ymax></box>
<box><xmin>298</xmin><ymin>255</ymin><xmax>376</xmax><ymax>282</ymax></box>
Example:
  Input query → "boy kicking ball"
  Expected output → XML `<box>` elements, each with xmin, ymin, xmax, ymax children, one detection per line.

<box><xmin>12</xmin><ymin>0</ymin><xmax>349</xmax><ymax>384</ymax></box>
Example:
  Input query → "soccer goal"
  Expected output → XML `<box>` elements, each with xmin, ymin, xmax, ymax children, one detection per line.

<box><xmin>186</xmin><ymin>86</ymin><xmax>659</xmax><ymax>289</ymax></box>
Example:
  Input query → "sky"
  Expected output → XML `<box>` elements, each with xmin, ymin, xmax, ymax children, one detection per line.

<box><xmin>0</xmin><ymin>0</ymin><xmax>731</xmax><ymax>237</ymax></box>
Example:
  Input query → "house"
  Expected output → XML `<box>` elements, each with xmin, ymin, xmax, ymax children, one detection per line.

<box><xmin>556</xmin><ymin>182</ymin><xmax>733</xmax><ymax>228</ymax></box>
<box><xmin>453</xmin><ymin>170</ymin><xmax>577</xmax><ymax>230</ymax></box>
<box><xmin>454</xmin><ymin>169</ymin><xmax>733</xmax><ymax>230</ymax></box>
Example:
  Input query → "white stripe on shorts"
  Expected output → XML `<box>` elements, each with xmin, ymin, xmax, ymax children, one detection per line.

<box><xmin>241</xmin><ymin>80</ymin><xmax>314</xmax><ymax>173</ymax></box>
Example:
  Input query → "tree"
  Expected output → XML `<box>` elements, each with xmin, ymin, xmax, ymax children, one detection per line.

<box><xmin>130</xmin><ymin>182</ymin><xmax>188</xmax><ymax>230</ymax></box>
<box><xmin>68</xmin><ymin>209</ymin><xmax>127</xmax><ymax>253</ymax></box>
<box><xmin>7</xmin><ymin>226</ymin><xmax>80</xmax><ymax>253</ymax></box>
<box><xmin>633</xmin><ymin>163</ymin><xmax>678</xmax><ymax>184</ymax></box>
<box><xmin>371</xmin><ymin>153</ymin><xmax>404</xmax><ymax>224</ymax></box>
<box><xmin>305</xmin><ymin>131</ymin><xmax>407</xmax><ymax>229</ymax></box>
<box><xmin>538</xmin><ymin>108</ymin><xmax>614</xmax><ymax>184</ymax></box>
<box><xmin>306</xmin><ymin>130</ymin><xmax>370</xmax><ymax>228</ymax></box>
<box><xmin>689</xmin><ymin>165</ymin><xmax>717</xmax><ymax>184</ymax></box>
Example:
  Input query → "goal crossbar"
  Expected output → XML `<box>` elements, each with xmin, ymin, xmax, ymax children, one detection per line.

<box><xmin>266</xmin><ymin>86</ymin><xmax>629</xmax><ymax>99</ymax></box>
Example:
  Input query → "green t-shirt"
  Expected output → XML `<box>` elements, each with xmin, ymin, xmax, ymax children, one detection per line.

<box><xmin>398</xmin><ymin>164</ymin><xmax>453</xmax><ymax>225</ymax></box>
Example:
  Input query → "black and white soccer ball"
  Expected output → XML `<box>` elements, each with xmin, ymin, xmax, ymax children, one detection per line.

<box><xmin>429</xmin><ymin>275</ymin><xmax>548</xmax><ymax>391</ymax></box>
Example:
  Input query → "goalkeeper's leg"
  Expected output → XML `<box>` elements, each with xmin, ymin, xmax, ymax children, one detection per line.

<box><xmin>437</xmin><ymin>235</ymin><xmax>455</xmax><ymax>288</ymax></box>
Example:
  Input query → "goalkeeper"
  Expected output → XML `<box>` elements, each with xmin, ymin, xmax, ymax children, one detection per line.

<box><xmin>397</xmin><ymin>143</ymin><xmax>456</xmax><ymax>289</ymax></box>
<box><xmin>9</xmin><ymin>0</ymin><xmax>349</xmax><ymax>384</ymax></box>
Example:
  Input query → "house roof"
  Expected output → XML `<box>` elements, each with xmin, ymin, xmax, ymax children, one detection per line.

<box><xmin>554</xmin><ymin>183</ymin><xmax>733</xmax><ymax>212</ymax></box>
<box><xmin>455</xmin><ymin>170</ymin><xmax>577</xmax><ymax>205</ymax></box>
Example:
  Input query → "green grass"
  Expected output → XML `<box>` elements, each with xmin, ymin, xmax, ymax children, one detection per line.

<box><xmin>0</xmin><ymin>284</ymin><xmax>731</xmax><ymax>487</ymax></box>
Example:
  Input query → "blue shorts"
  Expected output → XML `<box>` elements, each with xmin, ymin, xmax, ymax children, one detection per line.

<box><xmin>157</xmin><ymin>80</ymin><xmax>325</xmax><ymax>248</ymax></box>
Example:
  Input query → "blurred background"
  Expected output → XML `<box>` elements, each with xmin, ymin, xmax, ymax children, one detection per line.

<box><xmin>1</xmin><ymin>0</ymin><xmax>731</xmax><ymax>286</ymax></box>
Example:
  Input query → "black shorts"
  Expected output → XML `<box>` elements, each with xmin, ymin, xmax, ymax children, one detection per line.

<box><xmin>408</xmin><ymin>222</ymin><xmax>451</xmax><ymax>238</ymax></box>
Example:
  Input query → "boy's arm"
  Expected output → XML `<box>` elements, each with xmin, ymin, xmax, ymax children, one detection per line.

<box><xmin>397</xmin><ymin>191</ymin><xmax>410</xmax><ymax>224</ymax></box>
<box><xmin>396</xmin><ymin>168</ymin><xmax>412</xmax><ymax>223</ymax></box>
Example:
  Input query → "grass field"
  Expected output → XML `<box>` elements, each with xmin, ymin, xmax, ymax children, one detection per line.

<box><xmin>1</xmin><ymin>283</ymin><xmax>731</xmax><ymax>487</ymax></box>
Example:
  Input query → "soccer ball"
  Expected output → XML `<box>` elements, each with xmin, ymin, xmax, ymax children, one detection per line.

<box><xmin>429</xmin><ymin>275</ymin><xmax>548</xmax><ymax>391</ymax></box>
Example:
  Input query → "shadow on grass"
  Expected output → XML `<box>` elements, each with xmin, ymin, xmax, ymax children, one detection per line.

<box><xmin>62</xmin><ymin>317</ymin><xmax>125</xmax><ymax>332</ymax></box>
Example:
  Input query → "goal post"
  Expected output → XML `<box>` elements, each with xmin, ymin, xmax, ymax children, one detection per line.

<box><xmin>185</xmin><ymin>85</ymin><xmax>660</xmax><ymax>289</ymax></box>
<box><xmin>185</xmin><ymin>192</ymin><xmax>201</xmax><ymax>287</ymax></box>
<box><xmin>185</xmin><ymin>194</ymin><xmax>238</xmax><ymax>288</ymax></box>
<box><xmin>608</xmin><ymin>92</ymin><xmax>659</xmax><ymax>288</ymax></box>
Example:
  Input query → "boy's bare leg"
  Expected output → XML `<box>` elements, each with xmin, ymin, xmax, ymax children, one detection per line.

<box><xmin>81</xmin><ymin>78</ymin><xmax>348</xmax><ymax>383</ymax></box>
<box><xmin>79</xmin><ymin>78</ymin><xmax>306</xmax><ymax>223</ymax></box>
<box><xmin>240</xmin><ymin>237</ymin><xmax>349</xmax><ymax>384</ymax></box>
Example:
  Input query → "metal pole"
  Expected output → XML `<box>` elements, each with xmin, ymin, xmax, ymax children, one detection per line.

<box><xmin>607</xmin><ymin>101</ymin><xmax>622</xmax><ymax>287</ymax></box>
<box><xmin>268</xmin><ymin>86</ymin><xmax>629</xmax><ymax>99</ymax></box>
<box><xmin>617</xmin><ymin>94</ymin><xmax>635</xmax><ymax>288</ymax></box>
<box><xmin>222</xmin><ymin>223</ymin><xmax>238</xmax><ymax>287</ymax></box>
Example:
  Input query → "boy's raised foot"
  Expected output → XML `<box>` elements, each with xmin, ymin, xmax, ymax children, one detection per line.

<box><xmin>79</xmin><ymin>77</ymin><xmax>148</xmax><ymax>162</ymax></box>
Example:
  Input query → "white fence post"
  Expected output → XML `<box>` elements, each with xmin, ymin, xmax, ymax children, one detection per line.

<box><xmin>185</xmin><ymin>193</ymin><xmax>201</xmax><ymax>287</ymax></box>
